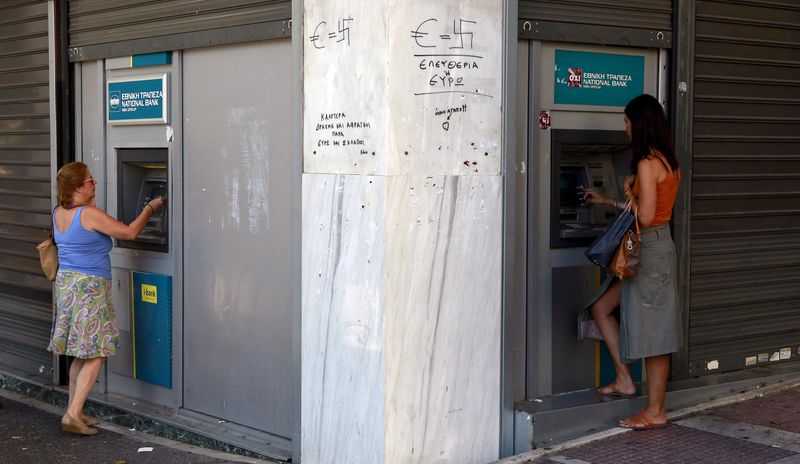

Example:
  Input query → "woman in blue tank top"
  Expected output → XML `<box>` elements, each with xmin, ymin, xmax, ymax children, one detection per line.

<box><xmin>49</xmin><ymin>162</ymin><xmax>165</xmax><ymax>435</ymax></box>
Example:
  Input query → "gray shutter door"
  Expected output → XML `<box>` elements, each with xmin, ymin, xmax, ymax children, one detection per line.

<box><xmin>689</xmin><ymin>0</ymin><xmax>800</xmax><ymax>375</ymax></box>
<box><xmin>519</xmin><ymin>0</ymin><xmax>672</xmax><ymax>31</ymax></box>
<box><xmin>0</xmin><ymin>0</ymin><xmax>54</xmax><ymax>378</ymax></box>
<box><xmin>67</xmin><ymin>0</ymin><xmax>291</xmax><ymax>61</ymax></box>
<box><xmin>518</xmin><ymin>0</ymin><xmax>672</xmax><ymax>47</ymax></box>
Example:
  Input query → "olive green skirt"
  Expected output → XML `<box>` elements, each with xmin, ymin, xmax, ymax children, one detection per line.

<box><xmin>578</xmin><ymin>223</ymin><xmax>682</xmax><ymax>363</ymax></box>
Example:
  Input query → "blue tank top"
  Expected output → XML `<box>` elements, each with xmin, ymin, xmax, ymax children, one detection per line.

<box><xmin>53</xmin><ymin>206</ymin><xmax>113</xmax><ymax>279</ymax></box>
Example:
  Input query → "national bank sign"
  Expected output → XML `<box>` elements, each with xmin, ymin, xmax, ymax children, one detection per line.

<box><xmin>107</xmin><ymin>74</ymin><xmax>168</xmax><ymax>125</ymax></box>
<box><xmin>554</xmin><ymin>50</ymin><xmax>644</xmax><ymax>107</ymax></box>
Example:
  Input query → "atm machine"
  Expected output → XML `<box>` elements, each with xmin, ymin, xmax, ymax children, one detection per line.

<box><xmin>522</xmin><ymin>43</ymin><xmax>664</xmax><ymax>400</ymax></box>
<box><xmin>92</xmin><ymin>62</ymin><xmax>181</xmax><ymax>406</ymax></box>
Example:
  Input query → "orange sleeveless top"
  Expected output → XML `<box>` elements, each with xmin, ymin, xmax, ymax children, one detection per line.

<box><xmin>632</xmin><ymin>157</ymin><xmax>680</xmax><ymax>226</ymax></box>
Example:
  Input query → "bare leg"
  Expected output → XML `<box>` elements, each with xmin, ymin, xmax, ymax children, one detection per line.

<box><xmin>67</xmin><ymin>357</ymin><xmax>85</xmax><ymax>410</ymax></box>
<box><xmin>620</xmin><ymin>355</ymin><xmax>670</xmax><ymax>428</ymax></box>
<box><xmin>66</xmin><ymin>357</ymin><xmax>105</xmax><ymax>421</ymax></box>
<box><xmin>590</xmin><ymin>279</ymin><xmax>635</xmax><ymax>396</ymax></box>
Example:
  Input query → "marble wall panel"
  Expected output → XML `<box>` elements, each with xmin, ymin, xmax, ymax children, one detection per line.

<box><xmin>387</xmin><ymin>1</ymin><xmax>503</xmax><ymax>176</ymax></box>
<box><xmin>301</xmin><ymin>173</ymin><xmax>387</xmax><ymax>463</ymax></box>
<box><xmin>385</xmin><ymin>175</ymin><xmax>502</xmax><ymax>463</ymax></box>
<box><xmin>303</xmin><ymin>2</ymin><xmax>389</xmax><ymax>175</ymax></box>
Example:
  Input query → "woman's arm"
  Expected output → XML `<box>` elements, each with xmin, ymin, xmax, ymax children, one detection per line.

<box><xmin>631</xmin><ymin>159</ymin><xmax>659</xmax><ymax>227</ymax></box>
<box><xmin>81</xmin><ymin>197</ymin><xmax>165</xmax><ymax>240</ymax></box>
<box><xmin>582</xmin><ymin>186</ymin><xmax>627</xmax><ymax>209</ymax></box>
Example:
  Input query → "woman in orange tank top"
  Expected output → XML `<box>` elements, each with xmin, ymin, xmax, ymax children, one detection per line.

<box><xmin>581</xmin><ymin>94</ymin><xmax>682</xmax><ymax>430</ymax></box>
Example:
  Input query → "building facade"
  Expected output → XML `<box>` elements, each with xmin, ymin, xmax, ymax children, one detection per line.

<box><xmin>0</xmin><ymin>0</ymin><xmax>798</xmax><ymax>462</ymax></box>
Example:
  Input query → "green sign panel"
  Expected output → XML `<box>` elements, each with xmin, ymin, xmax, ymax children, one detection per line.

<box><xmin>554</xmin><ymin>50</ymin><xmax>644</xmax><ymax>107</ymax></box>
<box><xmin>107</xmin><ymin>74</ymin><xmax>168</xmax><ymax>124</ymax></box>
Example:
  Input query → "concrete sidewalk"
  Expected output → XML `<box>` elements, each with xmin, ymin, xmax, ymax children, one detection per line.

<box><xmin>496</xmin><ymin>380</ymin><xmax>800</xmax><ymax>464</ymax></box>
<box><xmin>0</xmin><ymin>389</ymin><xmax>278</xmax><ymax>464</ymax></box>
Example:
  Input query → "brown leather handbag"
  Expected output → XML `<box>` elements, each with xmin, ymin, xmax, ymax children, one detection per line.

<box><xmin>37</xmin><ymin>207</ymin><xmax>58</xmax><ymax>281</ymax></box>
<box><xmin>607</xmin><ymin>211</ymin><xmax>640</xmax><ymax>279</ymax></box>
<box><xmin>37</xmin><ymin>238</ymin><xmax>58</xmax><ymax>281</ymax></box>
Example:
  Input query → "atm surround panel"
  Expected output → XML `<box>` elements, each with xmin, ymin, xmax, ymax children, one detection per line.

<box><xmin>116</xmin><ymin>148</ymin><xmax>168</xmax><ymax>252</ymax></box>
<box><xmin>550</xmin><ymin>129</ymin><xmax>631</xmax><ymax>248</ymax></box>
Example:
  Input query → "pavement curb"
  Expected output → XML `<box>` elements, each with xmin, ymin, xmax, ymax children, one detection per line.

<box><xmin>0</xmin><ymin>370</ymin><xmax>288</xmax><ymax>462</ymax></box>
<box><xmin>493</xmin><ymin>377</ymin><xmax>800</xmax><ymax>464</ymax></box>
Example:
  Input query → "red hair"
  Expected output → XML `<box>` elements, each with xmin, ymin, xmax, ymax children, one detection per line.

<box><xmin>56</xmin><ymin>162</ymin><xmax>89</xmax><ymax>208</ymax></box>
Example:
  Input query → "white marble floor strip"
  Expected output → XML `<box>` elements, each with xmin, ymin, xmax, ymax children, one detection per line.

<box><xmin>676</xmin><ymin>414</ymin><xmax>800</xmax><ymax>454</ymax></box>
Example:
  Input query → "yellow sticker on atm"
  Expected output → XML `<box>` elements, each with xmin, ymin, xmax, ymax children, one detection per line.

<box><xmin>141</xmin><ymin>284</ymin><xmax>158</xmax><ymax>304</ymax></box>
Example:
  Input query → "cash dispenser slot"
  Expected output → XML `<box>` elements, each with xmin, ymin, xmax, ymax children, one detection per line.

<box><xmin>550</xmin><ymin>129</ymin><xmax>631</xmax><ymax>248</ymax></box>
<box><xmin>117</xmin><ymin>148</ymin><xmax>168</xmax><ymax>252</ymax></box>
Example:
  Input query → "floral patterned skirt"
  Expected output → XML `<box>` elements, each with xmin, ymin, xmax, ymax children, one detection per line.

<box><xmin>48</xmin><ymin>269</ymin><xmax>120</xmax><ymax>359</ymax></box>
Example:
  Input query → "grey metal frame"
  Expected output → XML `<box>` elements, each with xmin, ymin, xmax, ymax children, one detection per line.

<box><xmin>68</xmin><ymin>21</ymin><xmax>292</xmax><ymax>62</ymax></box>
<box><xmin>501</xmin><ymin>0</ymin><xmax>521</xmax><ymax>458</ymax></box>
<box><xmin>47</xmin><ymin>0</ymin><xmax>59</xmax><ymax>385</ymax></box>
<box><xmin>291</xmin><ymin>0</ymin><xmax>302</xmax><ymax>460</ymax></box>
<box><xmin>670</xmin><ymin>0</ymin><xmax>695</xmax><ymax>381</ymax></box>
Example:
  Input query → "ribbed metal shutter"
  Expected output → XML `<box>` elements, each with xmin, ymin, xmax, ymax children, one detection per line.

<box><xmin>0</xmin><ymin>0</ymin><xmax>54</xmax><ymax>379</ymax></box>
<box><xmin>68</xmin><ymin>0</ymin><xmax>291</xmax><ymax>61</ymax></box>
<box><xmin>689</xmin><ymin>0</ymin><xmax>800</xmax><ymax>375</ymax></box>
<box><xmin>519</xmin><ymin>0</ymin><xmax>672</xmax><ymax>31</ymax></box>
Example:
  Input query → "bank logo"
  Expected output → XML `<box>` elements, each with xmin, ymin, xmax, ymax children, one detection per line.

<box><xmin>109</xmin><ymin>91</ymin><xmax>121</xmax><ymax>112</ymax></box>
<box><xmin>141</xmin><ymin>284</ymin><xmax>158</xmax><ymax>304</ymax></box>
<box><xmin>568</xmin><ymin>67</ymin><xmax>582</xmax><ymax>87</ymax></box>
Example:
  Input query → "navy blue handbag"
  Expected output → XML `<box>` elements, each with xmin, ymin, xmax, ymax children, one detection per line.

<box><xmin>585</xmin><ymin>206</ymin><xmax>634</xmax><ymax>268</ymax></box>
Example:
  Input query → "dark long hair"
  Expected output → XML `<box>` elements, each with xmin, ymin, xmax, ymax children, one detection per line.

<box><xmin>625</xmin><ymin>94</ymin><xmax>678</xmax><ymax>174</ymax></box>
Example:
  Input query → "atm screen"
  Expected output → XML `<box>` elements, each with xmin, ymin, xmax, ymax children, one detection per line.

<box><xmin>137</xmin><ymin>179</ymin><xmax>167</xmax><ymax>212</ymax></box>
<box><xmin>559</xmin><ymin>167</ymin><xmax>583</xmax><ymax>212</ymax></box>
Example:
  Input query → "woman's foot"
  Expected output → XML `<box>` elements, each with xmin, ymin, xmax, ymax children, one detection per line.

<box><xmin>61</xmin><ymin>412</ymin><xmax>98</xmax><ymax>436</ymax></box>
<box><xmin>80</xmin><ymin>415</ymin><xmax>100</xmax><ymax>426</ymax></box>
<box><xmin>596</xmin><ymin>378</ymin><xmax>636</xmax><ymax>398</ymax></box>
<box><xmin>619</xmin><ymin>410</ymin><xmax>669</xmax><ymax>431</ymax></box>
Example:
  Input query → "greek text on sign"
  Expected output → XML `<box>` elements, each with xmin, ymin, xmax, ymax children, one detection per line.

<box><xmin>554</xmin><ymin>50</ymin><xmax>644</xmax><ymax>107</ymax></box>
<box><xmin>107</xmin><ymin>74</ymin><xmax>168</xmax><ymax>125</ymax></box>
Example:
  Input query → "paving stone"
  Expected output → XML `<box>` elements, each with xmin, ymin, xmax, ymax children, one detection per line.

<box><xmin>0</xmin><ymin>398</ymin><xmax>257</xmax><ymax>464</ymax></box>
<box><xmin>532</xmin><ymin>425</ymin><xmax>794</xmax><ymax>464</ymax></box>
<box><xmin>713</xmin><ymin>388</ymin><xmax>800</xmax><ymax>435</ymax></box>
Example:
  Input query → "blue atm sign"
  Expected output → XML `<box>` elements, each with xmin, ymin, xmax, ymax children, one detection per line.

<box><xmin>554</xmin><ymin>50</ymin><xmax>644</xmax><ymax>107</ymax></box>
<box><xmin>107</xmin><ymin>74</ymin><xmax>168</xmax><ymax>124</ymax></box>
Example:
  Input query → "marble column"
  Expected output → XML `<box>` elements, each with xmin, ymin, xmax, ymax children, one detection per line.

<box><xmin>301</xmin><ymin>1</ymin><xmax>503</xmax><ymax>463</ymax></box>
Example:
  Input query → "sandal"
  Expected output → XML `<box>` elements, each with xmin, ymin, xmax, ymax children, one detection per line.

<box><xmin>619</xmin><ymin>411</ymin><xmax>669</xmax><ymax>431</ymax></box>
<box><xmin>595</xmin><ymin>385</ymin><xmax>637</xmax><ymax>399</ymax></box>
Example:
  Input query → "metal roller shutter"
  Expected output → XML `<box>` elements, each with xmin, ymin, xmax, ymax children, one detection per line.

<box><xmin>689</xmin><ymin>0</ymin><xmax>800</xmax><ymax>375</ymax></box>
<box><xmin>518</xmin><ymin>0</ymin><xmax>672</xmax><ymax>48</ymax></box>
<box><xmin>0</xmin><ymin>0</ymin><xmax>54</xmax><ymax>378</ymax></box>
<box><xmin>67</xmin><ymin>0</ymin><xmax>291</xmax><ymax>61</ymax></box>
<box><xmin>519</xmin><ymin>0</ymin><xmax>672</xmax><ymax>31</ymax></box>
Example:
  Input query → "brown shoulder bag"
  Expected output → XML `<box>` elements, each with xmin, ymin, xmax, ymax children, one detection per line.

<box><xmin>37</xmin><ymin>207</ymin><xmax>58</xmax><ymax>281</ymax></box>
<box><xmin>607</xmin><ymin>209</ymin><xmax>640</xmax><ymax>279</ymax></box>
